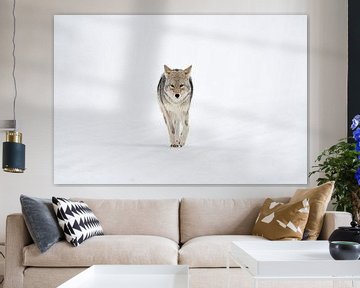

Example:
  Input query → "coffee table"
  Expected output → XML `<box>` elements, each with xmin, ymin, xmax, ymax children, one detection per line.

<box><xmin>57</xmin><ymin>265</ymin><xmax>189</xmax><ymax>288</ymax></box>
<box><xmin>228</xmin><ymin>241</ymin><xmax>360</xmax><ymax>288</ymax></box>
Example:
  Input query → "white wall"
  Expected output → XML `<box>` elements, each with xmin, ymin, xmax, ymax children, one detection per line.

<box><xmin>0</xmin><ymin>0</ymin><xmax>347</xmax><ymax>242</ymax></box>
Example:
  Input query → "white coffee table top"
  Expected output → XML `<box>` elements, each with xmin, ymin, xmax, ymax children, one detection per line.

<box><xmin>58</xmin><ymin>265</ymin><xmax>189</xmax><ymax>288</ymax></box>
<box><xmin>231</xmin><ymin>240</ymin><xmax>360</xmax><ymax>278</ymax></box>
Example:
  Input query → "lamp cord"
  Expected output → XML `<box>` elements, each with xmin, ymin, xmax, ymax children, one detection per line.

<box><xmin>11</xmin><ymin>0</ymin><xmax>18</xmax><ymax>129</ymax></box>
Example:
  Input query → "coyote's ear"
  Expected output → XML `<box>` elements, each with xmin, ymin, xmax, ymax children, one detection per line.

<box><xmin>184</xmin><ymin>65</ymin><xmax>192</xmax><ymax>77</ymax></box>
<box><xmin>164</xmin><ymin>65</ymin><xmax>172</xmax><ymax>77</ymax></box>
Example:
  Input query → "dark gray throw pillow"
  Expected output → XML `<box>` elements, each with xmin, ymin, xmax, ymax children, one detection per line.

<box><xmin>20</xmin><ymin>195</ymin><xmax>64</xmax><ymax>253</ymax></box>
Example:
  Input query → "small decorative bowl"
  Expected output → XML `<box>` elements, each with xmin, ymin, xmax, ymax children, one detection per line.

<box><xmin>329</xmin><ymin>241</ymin><xmax>360</xmax><ymax>260</ymax></box>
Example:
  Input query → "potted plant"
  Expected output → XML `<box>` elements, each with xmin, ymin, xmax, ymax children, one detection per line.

<box><xmin>309</xmin><ymin>115</ymin><xmax>360</xmax><ymax>222</ymax></box>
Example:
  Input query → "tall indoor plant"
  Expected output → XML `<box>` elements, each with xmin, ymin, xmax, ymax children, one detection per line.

<box><xmin>309</xmin><ymin>115</ymin><xmax>360</xmax><ymax>222</ymax></box>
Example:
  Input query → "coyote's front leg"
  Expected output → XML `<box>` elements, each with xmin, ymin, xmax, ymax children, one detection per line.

<box><xmin>163</xmin><ymin>111</ymin><xmax>176</xmax><ymax>147</ymax></box>
<box><xmin>171</xmin><ymin>113</ymin><xmax>181</xmax><ymax>147</ymax></box>
<box><xmin>179</xmin><ymin>112</ymin><xmax>189</xmax><ymax>147</ymax></box>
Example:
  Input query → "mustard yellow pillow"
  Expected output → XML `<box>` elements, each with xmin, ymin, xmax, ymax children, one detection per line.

<box><xmin>252</xmin><ymin>198</ymin><xmax>310</xmax><ymax>240</ymax></box>
<box><xmin>289</xmin><ymin>181</ymin><xmax>334</xmax><ymax>240</ymax></box>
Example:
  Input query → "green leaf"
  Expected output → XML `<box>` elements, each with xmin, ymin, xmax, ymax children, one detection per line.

<box><xmin>309</xmin><ymin>138</ymin><xmax>360</xmax><ymax>215</ymax></box>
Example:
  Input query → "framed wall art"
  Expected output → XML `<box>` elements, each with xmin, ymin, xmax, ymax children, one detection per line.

<box><xmin>54</xmin><ymin>15</ymin><xmax>307</xmax><ymax>184</ymax></box>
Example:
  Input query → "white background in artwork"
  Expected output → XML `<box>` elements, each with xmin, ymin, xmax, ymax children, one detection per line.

<box><xmin>54</xmin><ymin>15</ymin><xmax>307</xmax><ymax>184</ymax></box>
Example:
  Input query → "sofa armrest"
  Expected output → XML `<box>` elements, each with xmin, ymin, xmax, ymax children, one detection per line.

<box><xmin>318</xmin><ymin>211</ymin><xmax>352</xmax><ymax>240</ymax></box>
<box><xmin>4</xmin><ymin>213</ymin><xmax>33</xmax><ymax>288</ymax></box>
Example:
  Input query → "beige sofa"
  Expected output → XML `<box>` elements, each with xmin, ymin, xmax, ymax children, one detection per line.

<box><xmin>4</xmin><ymin>198</ymin><xmax>352</xmax><ymax>288</ymax></box>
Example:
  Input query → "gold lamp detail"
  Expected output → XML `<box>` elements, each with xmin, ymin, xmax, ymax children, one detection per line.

<box><xmin>1</xmin><ymin>0</ymin><xmax>26</xmax><ymax>173</ymax></box>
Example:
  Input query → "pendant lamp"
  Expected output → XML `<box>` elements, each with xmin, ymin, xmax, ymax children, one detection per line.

<box><xmin>1</xmin><ymin>0</ymin><xmax>26</xmax><ymax>173</ymax></box>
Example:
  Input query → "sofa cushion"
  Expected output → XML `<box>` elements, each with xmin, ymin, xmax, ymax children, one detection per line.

<box><xmin>179</xmin><ymin>235</ymin><xmax>267</xmax><ymax>268</ymax></box>
<box><xmin>290</xmin><ymin>181</ymin><xmax>334</xmax><ymax>240</ymax></box>
<box><xmin>20</xmin><ymin>195</ymin><xmax>64</xmax><ymax>253</ymax></box>
<box><xmin>52</xmin><ymin>197</ymin><xmax>104</xmax><ymax>247</ymax></box>
<box><xmin>180</xmin><ymin>198</ymin><xmax>289</xmax><ymax>243</ymax></box>
<box><xmin>24</xmin><ymin>268</ymin><xmax>86</xmax><ymax>288</ymax></box>
<box><xmin>72</xmin><ymin>198</ymin><xmax>179</xmax><ymax>243</ymax></box>
<box><xmin>252</xmin><ymin>198</ymin><xmax>310</xmax><ymax>240</ymax></box>
<box><xmin>23</xmin><ymin>235</ymin><xmax>178</xmax><ymax>267</ymax></box>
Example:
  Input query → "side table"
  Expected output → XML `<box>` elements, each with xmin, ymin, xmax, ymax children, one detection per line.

<box><xmin>227</xmin><ymin>240</ymin><xmax>360</xmax><ymax>288</ymax></box>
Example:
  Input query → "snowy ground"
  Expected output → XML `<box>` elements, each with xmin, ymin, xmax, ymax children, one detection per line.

<box><xmin>54</xmin><ymin>105</ymin><xmax>307</xmax><ymax>184</ymax></box>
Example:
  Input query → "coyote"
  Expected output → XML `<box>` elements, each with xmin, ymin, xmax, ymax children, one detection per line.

<box><xmin>157</xmin><ymin>65</ymin><xmax>193</xmax><ymax>147</ymax></box>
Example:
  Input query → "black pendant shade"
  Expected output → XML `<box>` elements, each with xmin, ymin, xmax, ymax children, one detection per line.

<box><xmin>2</xmin><ymin>131</ymin><xmax>25</xmax><ymax>173</ymax></box>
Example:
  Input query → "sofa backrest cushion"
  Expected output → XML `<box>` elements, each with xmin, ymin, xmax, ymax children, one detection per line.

<box><xmin>180</xmin><ymin>198</ymin><xmax>289</xmax><ymax>243</ymax></box>
<box><xmin>72</xmin><ymin>198</ymin><xmax>180</xmax><ymax>243</ymax></box>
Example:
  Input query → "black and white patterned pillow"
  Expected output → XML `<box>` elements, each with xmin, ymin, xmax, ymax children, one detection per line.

<box><xmin>52</xmin><ymin>197</ymin><xmax>104</xmax><ymax>247</ymax></box>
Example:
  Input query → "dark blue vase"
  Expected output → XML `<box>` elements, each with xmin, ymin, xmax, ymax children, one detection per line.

<box><xmin>328</xmin><ymin>221</ymin><xmax>360</xmax><ymax>244</ymax></box>
<box><xmin>329</xmin><ymin>241</ymin><xmax>360</xmax><ymax>260</ymax></box>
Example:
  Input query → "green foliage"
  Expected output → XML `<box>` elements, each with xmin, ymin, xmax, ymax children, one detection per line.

<box><xmin>309</xmin><ymin>139</ymin><xmax>360</xmax><ymax>213</ymax></box>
